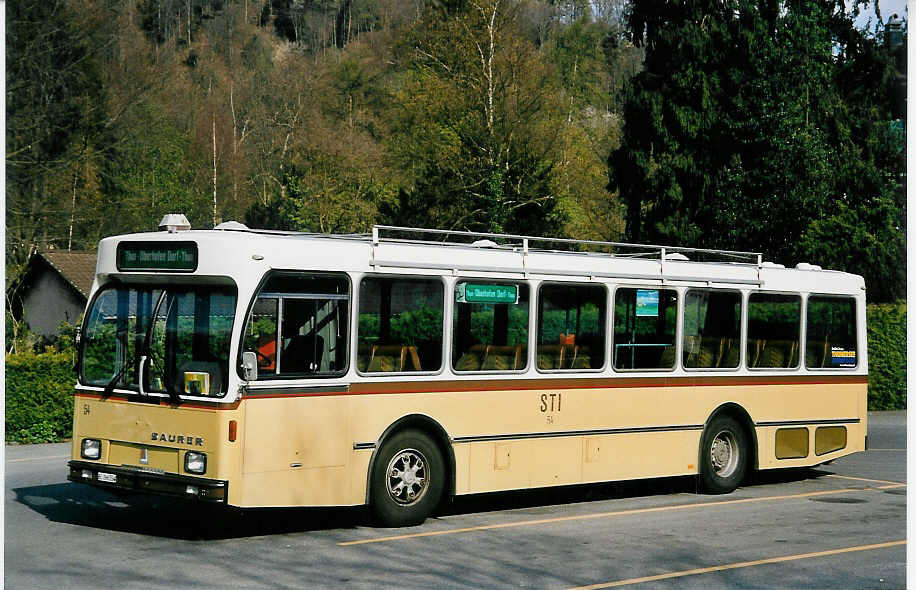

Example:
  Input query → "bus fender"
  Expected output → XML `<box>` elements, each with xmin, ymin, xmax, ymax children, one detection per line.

<box><xmin>363</xmin><ymin>414</ymin><xmax>456</xmax><ymax>505</ymax></box>
<box><xmin>702</xmin><ymin>403</ymin><xmax>759</xmax><ymax>471</ymax></box>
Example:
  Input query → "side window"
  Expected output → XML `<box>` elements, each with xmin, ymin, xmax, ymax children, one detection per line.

<box><xmin>746</xmin><ymin>293</ymin><xmax>800</xmax><ymax>369</ymax></box>
<box><xmin>242</xmin><ymin>273</ymin><xmax>349</xmax><ymax>378</ymax></box>
<box><xmin>452</xmin><ymin>282</ymin><xmax>529</xmax><ymax>372</ymax></box>
<box><xmin>357</xmin><ymin>277</ymin><xmax>444</xmax><ymax>373</ymax></box>
<box><xmin>613</xmin><ymin>288</ymin><xmax>678</xmax><ymax>370</ymax></box>
<box><xmin>806</xmin><ymin>296</ymin><xmax>857</xmax><ymax>369</ymax></box>
<box><xmin>683</xmin><ymin>290</ymin><xmax>741</xmax><ymax>369</ymax></box>
<box><xmin>537</xmin><ymin>284</ymin><xmax>606</xmax><ymax>370</ymax></box>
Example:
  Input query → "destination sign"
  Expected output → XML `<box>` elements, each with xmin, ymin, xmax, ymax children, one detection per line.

<box><xmin>456</xmin><ymin>283</ymin><xmax>518</xmax><ymax>304</ymax></box>
<box><xmin>117</xmin><ymin>242</ymin><xmax>198</xmax><ymax>272</ymax></box>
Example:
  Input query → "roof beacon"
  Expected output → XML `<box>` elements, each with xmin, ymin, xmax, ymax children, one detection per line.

<box><xmin>159</xmin><ymin>214</ymin><xmax>191</xmax><ymax>233</ymax></box>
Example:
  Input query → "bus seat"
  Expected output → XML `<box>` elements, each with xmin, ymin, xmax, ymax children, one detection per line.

<box><xmin>455</xmin><ymin>344</ymin><xmax>486</xmax><ymax>371</ymax></box>
<box><xmin>356</xmin><ymin>343</ymin><xmax>371</xmax><ymax>372</ymax></box>
<box><xmin>684</xmin><ymin>335</ymin><xmax>700</xmax><ymax>367</ymax></box>
<box><xmin>696</xmin><ymin>337</ymin><xmax>718</xmax><ymax>368</ymax></box>
<box><xmin>368</xmin><ymin>344</ymin><xmax>407</xmax><ymax>372</ymax></box>
<box><xmin>749</xmin><ymin>339</ymin><xmax>764</xmax><ymax>368</ymax></box>
<box><xmin>537</xmin><ymin>345</ymin><xmax>564</xmax><ymax>370</ymax></box>
<box><xmin>406</xmin><ymin>346</ymin><xmax>422</xmax><ymax>371</ymax></box>
<box><xmin>482</xmin><ymin>345</ymin><xmax>521</xmax><ymax>371</ymax></box>
<box><xmin>759</xmin><ymin>340</ymin><xmax>787</xmax><ymax>368</ymax></box>
<box><xmin>658</xmin><ymin>345</ymin><xmax>676</xmax><ymax>368</ymax></box>
<box><xmin>720</xmin><ymin>338</ymin><xmax>740</xmax><ymax>368</ymax></box>
<box><xmin>569</xmin><ymin>345</ymin><xmax>591</xmax><ymax>369</ymax></box>
<box><xmin>806</xmin><ymin>338</ymin><xmax>829</xmax><ymax>368</ymax></box>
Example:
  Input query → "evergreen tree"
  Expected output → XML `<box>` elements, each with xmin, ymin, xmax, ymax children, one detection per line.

<box><xmin>610</xmin><ymin>0</ymin><xmax>904</xmax><ymax>300</ymax></box>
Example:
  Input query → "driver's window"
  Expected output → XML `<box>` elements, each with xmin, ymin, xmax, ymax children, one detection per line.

<box><xmin>242</xmin><ymin>272</ymin><xmax>350</xmax><ymax>379</ymax></box>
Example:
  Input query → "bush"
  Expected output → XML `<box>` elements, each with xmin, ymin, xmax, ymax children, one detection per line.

<box><xmin>867</xmin><ymin>302</ymin><xmax>906</xmax><ymax>410</ymax></box>
<box><xmin>5</xmin><ymin>352</ymin><xmax>76</xmax><ymax>443</ymax></box>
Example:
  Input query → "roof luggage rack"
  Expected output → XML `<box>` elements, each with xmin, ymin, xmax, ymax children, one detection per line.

<box><xmin>371</xmin><ymin>225</ymin><xmax>763</xmax><ymax>266</ymax></box>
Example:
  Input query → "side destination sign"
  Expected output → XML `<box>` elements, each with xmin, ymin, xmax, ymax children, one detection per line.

<box><xmin>117</xmin><ymin>242</ymin><xmax>198</xmax><ymax>272</ymax></box>
<box><xmin>456</xmin><ymin>283</ymin><xmax>518</xmax><ymax>304</ymax></box>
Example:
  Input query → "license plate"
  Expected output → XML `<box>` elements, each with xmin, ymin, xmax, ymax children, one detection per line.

<box><xmin>97</xmin><ymin>472</ymin><xmax>117</xmax><ymax>483</ymax></box>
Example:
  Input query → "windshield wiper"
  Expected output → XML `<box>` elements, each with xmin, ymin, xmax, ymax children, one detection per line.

<box><xmin>102</xmin><ymin>363</ymin><xmax>129</xmax><ymax>400</ymax></box>
<box><xmin>144</xmin><ymin>291</ymin><xmax>181</xmax><ymax>405</ymax></box>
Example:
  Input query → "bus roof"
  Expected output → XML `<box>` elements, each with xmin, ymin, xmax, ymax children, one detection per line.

<box><xmin>95</xmin><ymin>223</ymin><xmax>866</xmax><ymax>296</ymax></box>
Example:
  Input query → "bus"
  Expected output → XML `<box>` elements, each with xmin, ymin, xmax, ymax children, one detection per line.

<box><xmin>69</xmin><ymin>218</ymin><xmax>867</xmax><ymax>527</ymax></box>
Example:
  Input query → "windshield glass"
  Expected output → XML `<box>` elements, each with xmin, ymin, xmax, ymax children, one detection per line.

<box><xmin>81</xmin><ymin>285</ymin><xmax>237</xmax><ymax>397</ymax></box>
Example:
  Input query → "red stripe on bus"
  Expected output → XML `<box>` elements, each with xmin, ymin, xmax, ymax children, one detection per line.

<box><xmin>76</xmin><ymin>374</ymin><xmax>867</xmax><ymax>405</ymax></box>
<box><xmin>73</xmin><ymin>392</ymin><xmax>242</xmax><ymax>410</ymax></box>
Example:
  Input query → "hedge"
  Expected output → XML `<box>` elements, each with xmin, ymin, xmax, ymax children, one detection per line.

<box><xmin>867</xmin><ymin>302</ymin><xmax>906</xmax><ymax>410</ymax></box>
<box><xmin>6</xmin><ymin>352</ymin><xmax>76</xmax><ymax>443</ymax></box>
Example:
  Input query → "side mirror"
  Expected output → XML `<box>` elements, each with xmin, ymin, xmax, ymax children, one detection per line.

<box><xmin>241</xmin><ymin>351</ymin><xmax>258</xmax><ymax>382</ymax></box>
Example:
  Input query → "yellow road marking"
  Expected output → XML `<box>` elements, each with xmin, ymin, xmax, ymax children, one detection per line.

<box><xmin>564</xmin><ymin>540</ymin><xmax>906</xmax><ymax>589</ymax></box>
<box><xmin>339</xmin><ymin>486</ymin><xmax>877</xmax><ymax>546</ymax></box>
<box><xmin>6</xmin><ymin>454</ymin><xmax>70</xmax><ymax>463</ymax></box>
<box><xmin>824</xmin><ymin>474</ymin><xmax>906</xmax><ymax>487</ymax></box>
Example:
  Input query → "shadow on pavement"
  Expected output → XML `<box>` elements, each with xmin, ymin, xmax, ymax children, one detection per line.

<box><xmin>14</xmin><ymin>467</ymin><xmax>829</xmax><ymax>539</ymax></box>
<box><xmin>12</xmin><ymin>482</ymin><xmax>363</xmax><ymax>540</ymax></box>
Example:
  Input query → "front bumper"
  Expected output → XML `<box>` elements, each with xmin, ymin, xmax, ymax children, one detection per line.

<box><xmin>68</xmin><ymin>460</ymin><xmax>228</xmax><ymax>503</ymax></box>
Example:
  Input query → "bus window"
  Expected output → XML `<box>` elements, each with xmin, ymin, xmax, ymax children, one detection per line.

<box><xmin>683</xmin><ymin>290</ymin><xmax>741</xmax><ymax>369</ymax></box>
<box><xmin>806</xmin><ymin>296</ymin><xmax>857</xmax><ymax>368</ymax></box>
<box><xmin>537</xmin><ymin>284</ymin><xmax>606</xmax><ymax>370</ymax></box>
<box><xmin>613</xmin><ymin>288</ymin><xmax>677</xmax><ymax>370</ymax></box>
<box><xmin>746</xmin><ymin>293</ymin><xmax>800</xmax><ymax>369</ymax></box>
<box><xmin>452</xmin><ymin>282</ymin><xmax>529</xmax><ymax>372</ymax></box>
<box><xmin>357</xmin><ymin>277</ymin><xmax>444</xmax><ymax>373</ymax></box>
<box><xmin>82</xmin><ymin>285</ymin><xmax>236</xmax><ymax>397</ymax></box>
<box><xmin>82</xmin><ymin>287</ymin><xmax>162</xmax><ymax>389</ymax></box>
<box><xmin>147</xmin><ymin>288</ymin><xmax>237</xmax><ymax>395</ymax></box>
<box><xmin>242</xmin><ymin>273</ymin><xmax>349</xmax><ymax>378</ymax></box>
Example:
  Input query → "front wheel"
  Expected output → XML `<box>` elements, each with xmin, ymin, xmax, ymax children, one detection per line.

<box><xmin>699</xmin><ymin>416</ymin><xmax>748</xmax><ymax>494</ymax></box>
<box><xmin>369</xmin><ymin>430</ymin><xmax>444</xmax><ymax>527</ymax></box>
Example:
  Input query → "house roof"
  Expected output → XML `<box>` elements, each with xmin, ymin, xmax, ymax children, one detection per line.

<box><xmin>32</xmin><ymin>251</ymin><xmax>97</xmax><ymax>298</ymax></box>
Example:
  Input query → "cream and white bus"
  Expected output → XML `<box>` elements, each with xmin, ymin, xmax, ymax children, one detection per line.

<box><xmin>70</xmin><ymin>218</ymin><xmax>867</xmax><ymax>526</ymax></box>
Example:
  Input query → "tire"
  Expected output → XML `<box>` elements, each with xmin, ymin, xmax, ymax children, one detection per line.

<box><xmin>699</xmin><ymin>415</ymin><xmax>748</xmax><ymax>494</ymax></box>
<box><xmin>369</xmin><ymin>429</ymin><xmax>445</xmax><ymax>527</ymax></box>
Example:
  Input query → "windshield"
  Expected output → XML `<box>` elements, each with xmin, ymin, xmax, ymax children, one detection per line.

<box><xmin>81</xmin><ymin>285</ymin><xmax>237</xmax><ymax>397</ymax></box>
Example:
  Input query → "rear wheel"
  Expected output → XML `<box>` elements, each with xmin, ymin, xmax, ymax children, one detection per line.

<box><xmin>699</xmin><ymin>415</ymin><xmax>748</xmax><ymax>494</ymax></box>
<box><xmin>369</xmin><ymin>429</ymin><xmax>444</xmax><ymax>527</ymax></box>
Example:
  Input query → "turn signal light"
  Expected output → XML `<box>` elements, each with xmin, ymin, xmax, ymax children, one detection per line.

<box><xmin>229</xmin><ymin>420</ymin><xmax>237</xmax><ymax>442</ymax></box>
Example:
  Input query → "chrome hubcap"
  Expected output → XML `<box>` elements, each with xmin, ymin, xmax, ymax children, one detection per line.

<box><xmin>386</xmin><ymin>449</ymin><xmax>428</xmax><ymax>506</ymax></box>
<box><xmin>710</xmin><ymin>430</ymin><xmax>739</xmax><ymax>478</ymax></box>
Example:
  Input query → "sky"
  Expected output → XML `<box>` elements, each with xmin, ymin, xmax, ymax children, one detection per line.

<box><xmin>853</xmin><ymin>0</ymin><xmax>908</xmax><ymax>31</ymax></box>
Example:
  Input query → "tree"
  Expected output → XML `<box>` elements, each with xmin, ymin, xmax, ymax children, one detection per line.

<box><xmin>610</xmin><ymin>0</ymin><xmax>904</xmax><ymax>300</ymax></box>
<box><xmin>380</xmin><ymin>0</ymin><xmax>568</xmax><ymax>236</ymax></box>
<box><xmin>101</xmin><ymin>105</ymin><xmax>206</xmax><ymax>234</ymax></box>
<box><xmin>6</xmin><ymin>0</ymin><xmax>106</xmax><ymax>275</ymax></box>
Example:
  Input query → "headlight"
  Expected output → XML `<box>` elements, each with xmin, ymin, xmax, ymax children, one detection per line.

<box><xmin>185</xmin><ymin>451</ymin><xmax>207</xmax><ymax>474</ymax></box>
<box><xmin>81</xmin><ymin>438</ymin><xmax>101</xmax><ymax>460</ymax></box>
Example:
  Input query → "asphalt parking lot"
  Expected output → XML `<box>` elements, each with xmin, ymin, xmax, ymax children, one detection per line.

<box><xmin>5</xmin><ymin>411</ymin><xmax>906</xmax><ymax>589</ymax></box>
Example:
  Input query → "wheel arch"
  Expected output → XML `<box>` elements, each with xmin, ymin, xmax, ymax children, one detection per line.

<box><xmin>364</xmin><ymin>414</ymin><xmax>456</xmax><ymax>504</ymax></box>
<box><xmin>702</xmin><ymin>403</ymin><xmax>759</xmax><ymax>471</ymax></box>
